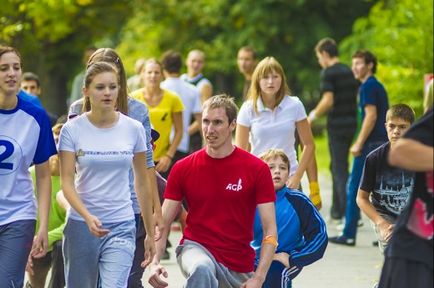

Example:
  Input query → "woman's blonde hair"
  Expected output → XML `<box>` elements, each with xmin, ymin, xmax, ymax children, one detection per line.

<box><xmin>248</xmin><ymin>57</ymin><xmax>290</xmax><ymax>114</ymax></box>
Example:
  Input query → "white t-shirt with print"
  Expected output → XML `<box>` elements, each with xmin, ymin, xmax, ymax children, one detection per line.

<box><xmin>59</xmin><ymin>113</ymin><xmax>147</xmax><ymax>223</ymax></box>
<box><xmin>237</xmin><ymin>96</ymin><xmax>307</xmax><ymax>175</ymax></box>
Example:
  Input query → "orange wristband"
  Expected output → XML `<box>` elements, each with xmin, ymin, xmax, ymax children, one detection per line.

<box><xmin>262</xmin><ymin>235</ymin><xmax>278</xmax><ymax>247</ymax></box>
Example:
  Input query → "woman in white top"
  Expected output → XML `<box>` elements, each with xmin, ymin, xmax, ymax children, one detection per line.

<box><xmin>235</xmin><ymin>56</ymin><xmax>315</xmax><ymax>190</ymax></box>
<box><xmin>59</xmin><ymin>62</ymin><xmax>155</xmax><ymax>287</ymax></box>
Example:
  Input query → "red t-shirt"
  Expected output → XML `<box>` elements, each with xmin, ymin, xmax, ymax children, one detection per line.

<box><xmin>165</xmin><ymin>147</ymin><xmax>276</xmax><ymax>272</ymax></box>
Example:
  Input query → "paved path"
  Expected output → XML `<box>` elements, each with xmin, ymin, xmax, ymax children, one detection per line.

<box><xmin>142</xmin><ymin>173</ymin><xmax>383</xmax><ymax>288</ymax></box>
<box><xmin>28</xmin><ymin>173</ymin><xmax>383</xmax><ymax>287</ymax></box>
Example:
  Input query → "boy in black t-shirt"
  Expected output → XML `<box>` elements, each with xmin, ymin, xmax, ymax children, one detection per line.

<box><xmin>357</xmin><ymin>104</ymin><xmax>415</xmax><ymax>253</ymax></box>
<box><xmin>379</xmin><ymin>107</ymin><xmax>433</xmax><ymax>288</ymax></box>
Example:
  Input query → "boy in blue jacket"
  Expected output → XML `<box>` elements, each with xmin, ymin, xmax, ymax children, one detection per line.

<box><xmin>252</xmin><ymin>149</ymin><xmax>328</xmax><ymax>287</ymax></box>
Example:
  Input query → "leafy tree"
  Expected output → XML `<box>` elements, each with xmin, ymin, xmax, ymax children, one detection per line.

<box><xmin>1</xmin><ymin>0</ymin><xmax>132</xmax><ymax>114</ymax></box>
<box><xmin>340</xmin><ymin>0</ymin><xmax>433</xmax><ymax>116</ymax></box>
<box><xmin>117</xmin><ymin>0</ymin><xmax>375</xmax><ymax>106</ymax></box>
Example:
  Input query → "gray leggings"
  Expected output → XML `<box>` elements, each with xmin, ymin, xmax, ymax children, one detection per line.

<box><xmin>176</xmin><ymin>239</ymin><xmax>253</xmax><ymax>288</ymax></box>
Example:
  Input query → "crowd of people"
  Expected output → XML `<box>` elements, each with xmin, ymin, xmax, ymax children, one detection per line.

<box><xmin>0</xmin><ymin>37</ymin><xmax>432</xmax><ymax>288</ymax></box>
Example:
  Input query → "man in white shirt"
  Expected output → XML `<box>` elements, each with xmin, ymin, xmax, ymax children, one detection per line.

<box><xmin>161</xmin><ymin>50</ymin><xmax>202</xmax><ymax>167</ymax></box>
<box><xmin>181</xmin><ymin>50</ymin><xmax>213</xmax><ymax>153</ymax></box>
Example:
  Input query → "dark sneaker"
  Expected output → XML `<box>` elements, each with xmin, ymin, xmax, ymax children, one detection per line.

<box><xmin>329</xmin><ymin>235</ymin><xmax>356</xmax><ymax>246</ymax></box>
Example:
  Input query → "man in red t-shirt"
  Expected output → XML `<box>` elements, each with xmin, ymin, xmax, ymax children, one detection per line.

<box><xmin>148</xmin><ymin>94</ymin><xmax>277</xmax><ymax>288</ymax></box>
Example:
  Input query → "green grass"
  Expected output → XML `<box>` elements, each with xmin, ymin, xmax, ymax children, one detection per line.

<box><xmin>314</xmin><ymin>134</ymin><xmax>331</xmax><ymax>175</ymax></box>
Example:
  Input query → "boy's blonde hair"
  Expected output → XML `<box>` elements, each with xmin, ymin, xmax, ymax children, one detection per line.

<box><xmin>259</xmin><ymin>149</ymin><xmax>290</xmax><ymax>170</ymax></box>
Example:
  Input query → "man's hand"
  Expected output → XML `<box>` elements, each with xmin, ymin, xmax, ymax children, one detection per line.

<box><xmin>350</xmin><ymin>142</ymin><xmax>363</xmax><ymax>157</ymax></box>
<box><xmin>241</xmin><ymin>275</ymin><xmax>265</xmax><ymax>288</ymax></box>
<box><xmin>307</xmin><ymin>110</ymin><xmax>316</xmax><ymax>124</ymax></box>
<box><xmin>148</xmin><ymin>263</ymin><xmax>169</xmax><ymax>288</ymax></box>
<box><xmin>156</xmin><ymin>156</ymin><xmax>171</xmax><ymax>173</ymax></box>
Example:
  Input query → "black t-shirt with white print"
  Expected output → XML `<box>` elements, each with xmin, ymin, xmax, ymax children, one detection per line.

<box><xmin>385</xmin><ymin>108</ymin><xmax>433</xmax><ymax>269</ymax></box>
<box><xmin>360</xmin><ymin>142</ymin><xmax>414</xmax><ymax>220</ymax></box>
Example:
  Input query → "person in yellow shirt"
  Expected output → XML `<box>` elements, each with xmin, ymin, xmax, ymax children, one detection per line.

<box><xmin>132</xmin><ymin>58</ymin><xmax>184</xmax><ymax>176</ymax></box>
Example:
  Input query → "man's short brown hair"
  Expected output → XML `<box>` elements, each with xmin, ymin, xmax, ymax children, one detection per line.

<box><xmin>202</xmin><ymin>94</ymin><xmax>238</xmax><ymax>124</ymax></box>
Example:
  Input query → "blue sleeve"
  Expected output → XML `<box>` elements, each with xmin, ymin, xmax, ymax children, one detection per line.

<box><xmin>31</xmin><ymin>96</ymin><xmax>43</xmax><ymax>109</ymax></box>
<box><xmin>18</xmin><ymin>90</ymin><xmax>44</xmax><ymax>109</ymax></box>
<box><xmin>34</xmin><ymin>110</ymin><xmax>57</xmax><ymax>164</ymax></box>
<box><xmin>285</xmin><ymin>192</ymin><xmax>328</xmax><ymax>269</ymax></box>
<box><xmin>141</xmin><ymin>113</ymin><xmax>155</xmax><ymax>168</ymax></box>
<box><xmin>360</xmin><ymin>80</ymin><xmax>377</xmax><ymax>107</ymax></box>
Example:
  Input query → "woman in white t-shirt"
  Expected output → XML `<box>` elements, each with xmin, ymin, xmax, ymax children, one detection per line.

<box><xmin>59</xmin><ymin>62</ymin><xmax>155</xmax><ymax>287</ymax></box>
<box><xmin>0</xmin><ymin>46</ymin><xmax>56</xmax><ymax>287</ymax></box>
<box><xmin>235</xmin><ymin>56</ymin><xmax>315</xmax><ymax>190</ymax></box>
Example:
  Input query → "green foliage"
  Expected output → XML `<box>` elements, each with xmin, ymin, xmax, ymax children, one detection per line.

<box><xmin>340</xmin><ymin>0</ymin><xmax>433</xmax><ymax>116</ymax></box>
<box><xmin>0</xmin><ymin>0</ymin><xmax>133</xmax><ymax>113</ymax></box>
<box><xmin>313</xmin><ymin>134</ymin><xmax>331</xmax><ymax>173</ymax></box>
<box><xmin>117</xmin><ymin>0</ymin><xmax>374</xmax><ymax>103</ymax></box>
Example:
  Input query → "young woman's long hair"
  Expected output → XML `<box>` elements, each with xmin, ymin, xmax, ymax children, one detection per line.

<box><xmin>248</xmin><ymin>56</ymin><xmax>290</xmax><ymax>114</ymax></box>
<box><xmin>83</xmin><ymin>48</ymin><xmax>128</xmax><ymax>114</ymax></box>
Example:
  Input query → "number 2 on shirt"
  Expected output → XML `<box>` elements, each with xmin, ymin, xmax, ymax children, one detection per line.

<box><xmin>0</xmin><ymin>140</ymin><xmax>14</xmax><ymax>170</ymax></box>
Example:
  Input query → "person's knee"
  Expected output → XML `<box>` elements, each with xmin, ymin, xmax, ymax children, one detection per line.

<box><xmin>190</xmin><ymin>260</ymin><xmax>216</xmax><ymax>278</ymax></box>
<box><xmin>263</xmin><ymin>261</ymin><xmax>292</xmax><ymax>288</ymax></box>
<box><xmin>185</xmin><ymin>262</ymin><xmax>218</xmax><ymax>288</ymax></box>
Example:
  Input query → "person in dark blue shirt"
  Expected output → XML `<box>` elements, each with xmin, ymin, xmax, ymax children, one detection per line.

<box><xmin>330</xmin><ymin>50</ymin><xmax>389</xmax><ymax>246</ymax></box>
<box><xmin>252</xmin><ymin>149</ymin><xmax>327</xmax><ymax>288</ymax></box>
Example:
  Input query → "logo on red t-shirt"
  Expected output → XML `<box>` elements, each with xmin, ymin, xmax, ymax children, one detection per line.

<box><xmin>226</xmin><ymin>178</ymin><xmax>243</xmax><ymax>192</ymax></box>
